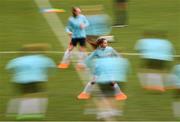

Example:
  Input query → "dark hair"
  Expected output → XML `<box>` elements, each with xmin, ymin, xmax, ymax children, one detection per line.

<box><xmin>72</xmin><ymin>7</ymin><xmax>78</xmax><ymax>17</ymax></box>
<box><xmin>96</xmin><ymin>38</ymin><xmax>106</xmax><ymax>46</ymax></box>
<box><xmin>87</xmin><ymin>38</ymin><xmax>107</xmax><ymax>49</ymax></box>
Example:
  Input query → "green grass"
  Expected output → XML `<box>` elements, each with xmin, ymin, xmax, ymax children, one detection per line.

<box><xmin>0</xmin><ymin>0</ymin><xmax>180</xmax><ymax>121</ymax></box>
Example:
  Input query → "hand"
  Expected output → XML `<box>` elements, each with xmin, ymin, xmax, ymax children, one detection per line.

<box><xmin>68</xmin><ymin>32</ymin><xmax>72</xmax><ymax>36</ymax></box>
<box><xmin>80</xmin><ymin>23</ymin><xmax>85</xmax><ymax>29</ymax></box>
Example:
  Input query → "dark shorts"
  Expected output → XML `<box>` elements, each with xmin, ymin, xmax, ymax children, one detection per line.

<box><xmin>142</xmin><ymin>59</ymin><xmax>170</xmax><ymax>70</ymax></box>
<box><xmin>97</xmin><ymin>83</ymin><xmax>116</xmax><ymax>97</ymax></box>
<box><xmin>71</xmin><ymin>38</ymin><xmax>86</xmax><ymax>47</ymax></box>
<box><xmin>95</xmin><ymin>82</ymin><xmax>126</xmax><ymax>97</ymax></box>
<box><xmin>14</xmin><ymin>82</ymin><xmax>46</xmax><ymax>95</ymax></box>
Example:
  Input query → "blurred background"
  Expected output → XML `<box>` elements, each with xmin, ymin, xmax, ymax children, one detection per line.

<box><xmin>0</xmin><ymin>0</ymin><xmax>180</xmax><ymax>121</ymax></box>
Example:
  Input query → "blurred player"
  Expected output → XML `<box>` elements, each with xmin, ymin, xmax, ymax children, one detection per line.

<box><xmin>77</xmin><ymin>38</ymin><xmax>129</xmax><ymax>101</ymax></box>
<box><xmin>135</xmin><ymin>31</ymin><xmax>174</xmax><ymax>92</ymax></box>
<box><xmin>58</xmin><ymin>7</ymin><xmax>89</xmax><ymax>69</ymax></box>
<box><xmin>112</xmin><ymin>0</ymin><xmax>128</xmax><ymax>27</ymax></box>
<box><xmin>6</xmin><ymin>44</ymin><xmax>56</xmax><ymax>120</ymax></box>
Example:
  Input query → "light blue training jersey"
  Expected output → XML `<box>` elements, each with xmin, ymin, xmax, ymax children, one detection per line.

<box><xmin>85</xmin><ymin>46</ymin><xmax>130</xmax><ymax>83</ymax></box>
<box><xmin>95</xmin><ymin>57</ymin><xmax>130</xmax><ymax>83</ymax></box>
<box><xmin>66</xmin><ymin>14</ymin><xmax>89</xmax><ymax>38</ymax></box>
<box><xmin>6</xmin><ymin>54</ymin><xmax>56</xmax><ymax>84</ymax></box>
<box><xmin>135</xmin><ymin>38</ymin><xmax>174</xmax><ymax>61</ymax></box>
<box><xmin>86</xmin><ymin>46</ymin><xmax>119</xmax><ymax>60</ymax></box>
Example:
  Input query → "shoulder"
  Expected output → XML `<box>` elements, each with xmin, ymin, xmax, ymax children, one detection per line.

<box><xmin>68</xmin><ymin>16</ymin><xmax>74</xmax><ymax>21</ymax></box>
<box><xmin>106</xmin><ymin>46</ymin><xmax>114</xmax><ymax>50</ymax></box>
<box><xmin>7</xmin><ymin>56</ymin><xmax>27</xmax><ymax>66</ymax></box>
<box><xmin>79</xmin><ymin>14</ymin><xmax>87</xmax><ymax>19</ymax></box>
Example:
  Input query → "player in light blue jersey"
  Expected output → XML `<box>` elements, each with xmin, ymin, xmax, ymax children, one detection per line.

<box><xmin>135</xmin><ymin>38</ymin><xmax>174</xmax><ymax>62</ymax></box>
<box><xmin>6</xmin><ymin>44</ymin><xmax>56</xmax><ymax>120</ymax></box>
<box><xmin>135</xmin><ymin>31</ymin><xmax>174</xmax><ymax>92</ymax></box>
<box><xmin>58</xmin><ymin>7</ymin><xmax>89</xmax><ymax>69</ymax></box>
<box><xmin>78</xmin><ymin>38</ymin><xmax>128</xmax><ymax>100</ymax></box>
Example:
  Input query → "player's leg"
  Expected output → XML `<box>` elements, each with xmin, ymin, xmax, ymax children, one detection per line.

<box><xmin>76</xmin><ymin>38</ymin><xmax>87</xmax><ymax>70</ymax></box>
<box><xmin>78</xmin><ymin>77</ymin><xmax>96</xmax><ymax>100</ymax></box>
<box><xmin>138</xmin><ymin>59</ymin><xmax>166</xmax><ymax>92</ymax></box>
<box><xmin>17</xmin><ymin>82</ymin><xmax>47</xmax><ymax>120</ymax></box>
<box><xmin>113</xmin><ymin>0</ymin><xmax>128</xmax><ymax>27</ymax></box>
<box><xmin>111</xmin><ymin>82</ymin><xmax>127</xmax><ymax>101</ymax></box>
<box><xmin>58</xmin><ymin>40</ymin><xmax>76</xmax><ymax>69</ymax></box>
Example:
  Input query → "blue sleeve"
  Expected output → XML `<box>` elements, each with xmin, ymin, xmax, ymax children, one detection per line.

<box><xmin>85</xmin><ymin>51</ymin><xmax>97</xmax><ymax>67</ymax></box>
<box><xmin>111</xmin><ymin>48</ymin><xmax>120</xmax><ymax>57</ymax></box>
<box><xmin>66</xmin><ymin>19</ymin><xmax>73</xmax><ymax>33</ymax></box>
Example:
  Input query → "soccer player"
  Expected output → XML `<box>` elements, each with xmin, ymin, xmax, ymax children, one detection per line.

<box><xmin>58</xmin><ymin>7</ymin><xmax>89</xmax><ymax>69</ymax></box>
<box><xmin>77</xmin><ymin>38</ymin><xmax>129</xmax><ymax>100</ymax></box>
<box><xmin>6</xmin><ymin>44</ymin><xmax>56</xmax><ymax>120</ymax></box>
<box><xmin>112</xmin><ymin>0</ymin><xmax>128</xmax><ymax>27</ymax></box>
<box><xmin>135</xmin><ymin>31</ymin><xmax>174</xmax><ymax>92</ymax></box>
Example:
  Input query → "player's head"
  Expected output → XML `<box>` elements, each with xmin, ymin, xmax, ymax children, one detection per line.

<box><xmin>72</xmin><ymin>7</ymin><xmax>81</xmax><ymax>17</ymax></box>
<box><xmin>96</xmin><ymin>38</ymin><xmax>108</xmax><ymax>48</ymax></box>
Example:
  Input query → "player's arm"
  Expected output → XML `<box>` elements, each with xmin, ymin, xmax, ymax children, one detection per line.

<box><xmin>80</xmin><ymin>16</ymin><xmax>89</xmax><ymax>29</ymax></box>
<box><xmin>66</xmin><ymin>19</ymin><xmax>73</xmax><ymax>37</ymax></box>
<box><xmin>111</xmin><ymin>48</ymin><xmax>121</xmax><ymax>57</ymax></box>
<box><xmin>84</xmin><ymin>51</ymin><xmax>97</xmax><ymax>67</ymax></box>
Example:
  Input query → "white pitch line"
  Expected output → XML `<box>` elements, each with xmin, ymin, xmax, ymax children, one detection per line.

<box><xmin>0</xmin><ymin>51</ymin><xmax>180</xmax><ymax>57</ymax></box>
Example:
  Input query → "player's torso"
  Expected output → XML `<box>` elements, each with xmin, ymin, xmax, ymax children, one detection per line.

<box><xmin>95</xmin><ymin>47</ymin><xmax>114</xmax><ymax>58</ymax></box>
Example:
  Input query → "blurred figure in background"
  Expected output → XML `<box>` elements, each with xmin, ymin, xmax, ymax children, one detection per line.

<box><xmin>58</xmin><ymin>7</ymin><xmax>89</xmax><ymax>69</ymax></box>
<box><xmin>112</xmin><ymin>0</ymin><xmax>128</xmax><ymax>27</ymax></box>
<box><xmin>81</xmin><ymin>4</ymin><xmax>114</xmax><ymax>48</ymax></box>
<box><xmin>135</xmin><ymin>31</ymin><xmax>175</xmax><ymax>92</ymax></box>
<box><xmin>6</xmin><ymin>44</ymin><xmax>56</xmax><ymax>120</ymax></box>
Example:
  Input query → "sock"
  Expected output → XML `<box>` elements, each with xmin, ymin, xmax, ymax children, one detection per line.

<box><xmin>78</xmin><ymin>51</ymin><xmax>87</xmax><ymax>65</ymax></box>
<box><xmin>18</xmin><ymin>98</ymin><xmax>41</xmax><ymax>115</ymax></box>
<box><xmin>61</xmin><ymin>50</ymin><xmax>72</xmax><ymax>64</ymax></box>
<box><xmin>146</xmin><ymin>73</ymin><xmax>164</xmax><ymax>90</ymax></box>
<box><xmin>39</xmin><ymin>98</ymin><xmax>48</xmax><ymax>114</ymax></box>
<box><xmin>138</xmin><ymin>73</ymin><xmax>164</xmax><ymax>91</ymax></box>
<box><xmin>113</xmin><ymin>83</ymin><xmax>121</xmax><ymax>95</ymax></box>
<box><xmin>6</xmin><ymin>98</ymin><xmax>21</xmax><ymax>116</ymax></box>
<box><xmin>82</xmin><ymin>81</ymin><xmax>95</xmax><ymax>94</ymax></box>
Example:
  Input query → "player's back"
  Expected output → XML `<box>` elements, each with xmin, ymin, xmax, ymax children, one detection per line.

<box><xmin>135</xmin><ymin>38</ymin><xmax>174</xmax><ymax>61</ymax></box>
<box><xmin>95</xmin><ymin>57</ymin><xmax>130</xmax><ymax>83</ymax></box>
<box><xmin>6</xmin><ymin>54</ymin><xmax>55</xmax><ymax>84</ymax></box>
<box><xmin>94</xmin><ymin>46</ymin><xmax>117</xmax><ymax>58</ymax></box>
